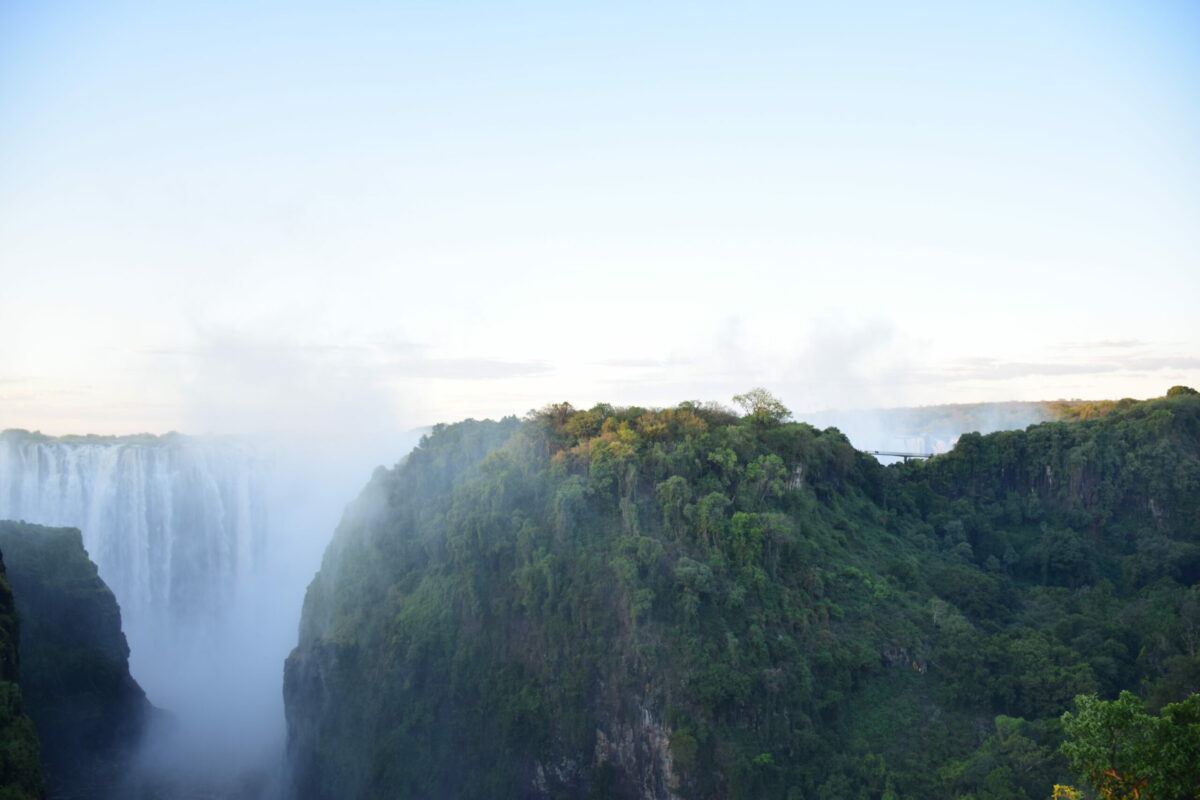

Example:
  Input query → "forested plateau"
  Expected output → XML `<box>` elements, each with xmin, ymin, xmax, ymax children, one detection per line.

<box><xmin>286</xmin><ymin>389</ymin><xmax>1200</xmax><ymax>799</ymax></box>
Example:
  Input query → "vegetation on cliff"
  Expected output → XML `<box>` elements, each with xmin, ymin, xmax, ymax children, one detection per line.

<box><xmin>0</xmin><ymin>522</ymin><xmax>152</xmax><ymax>799</ymax></box>
<box><xmin>0</xmin><ymin>551</ymin><xmax>44</xmax><ymax>800</ymax></box>
<box><xmin>1059</xmin><ymin>690</ymin><xmax>1200</xmax><ymax>800</ymax></box>
<box><xmin>286</xmin><ymin>389</ymin><xmax>1200</xmax><ymax>799</ymax></box>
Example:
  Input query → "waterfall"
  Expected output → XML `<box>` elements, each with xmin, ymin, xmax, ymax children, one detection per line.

<box><xmin>0</xmin><ymin>429</ymin><xmax>282</xmax><ymax>781</ymax></box>
<box><xmin>0</xmin><ymin>425</ymin><xmax>417</xmax><ymax>793</ymax></box>
<box><xmin>0</xmin><ymin>429</ymin><xmax>268</xmax><ymax>652</ymax></box>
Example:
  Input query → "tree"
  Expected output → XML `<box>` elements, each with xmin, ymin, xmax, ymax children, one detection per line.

<box><xmin>732</xmin><ymin>388</ymin><xmax>791</xmax><ymax>425</ymax></box>
<box><xmin>1060</xmin><ymin>691</ymin><xmax>1200</xmax><ymax>799</ymax></box>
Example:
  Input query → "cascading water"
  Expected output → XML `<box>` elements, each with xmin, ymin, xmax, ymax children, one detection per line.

<box><xmin>0</xmin><ymin>430</ymin><xmax>267</xmax><ymax>688</ymax></box>
<box><xmin>3</xmin><ymin>432</ymin><xmax>261</xmax><ymax>620</ymax></box>
<box><xmin>0</xmin><ymin>428</ymin><xmax>284</xmax><ymax>793</ymax></box>
<box><xmin>0</xmin><ymin>424</ymin><xmax>421</xmax><ymax>796</ymax></box>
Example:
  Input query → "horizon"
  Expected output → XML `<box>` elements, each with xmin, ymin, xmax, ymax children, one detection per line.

<box><xmin>1</xmin><ymin>390</ymin><xmax>1173</xmax><ymax>441</ymax></box>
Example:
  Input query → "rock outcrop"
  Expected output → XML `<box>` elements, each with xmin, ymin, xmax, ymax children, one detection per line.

<box><xmin>0</xmin><ymin>521</ymin><xmax>153</xmax><ymax>799</ymax></box>
<box><xmin>0</xmin><ymin>549</ymin><xmax>45</xmax><ymax>800</ymax></box>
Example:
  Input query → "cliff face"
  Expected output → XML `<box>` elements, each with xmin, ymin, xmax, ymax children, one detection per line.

<box><xmin>0</xmin><ymin>521</ymin><xmax>152</xmax><ymax>799</ymax></box>
<box><xmin>285</xmin><ymin>392</ymin><xmax>1200</xmax><ymax>800</ymax></box>
<box><xmin>0</xmin><ymin>430</ymin><xmax>270</xmax><ymax>691</ymax></box>
<box><xmin>0</xmin><ymin>551</ymin><xmax>44</xmax><ymax>800</ymax></box>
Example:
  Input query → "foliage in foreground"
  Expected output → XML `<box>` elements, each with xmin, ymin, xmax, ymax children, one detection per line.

<box><xmin>1060</xmin><ymin>691</ymin><xmax>1200</xmax><ymax>800</ymax></box>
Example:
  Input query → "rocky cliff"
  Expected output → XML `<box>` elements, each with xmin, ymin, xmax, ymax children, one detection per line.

<box><xmin>0</xmin><ymin>521</ymin><xmax>153</xmax><ymax>799</ymax></box>
<box><xmin>0</xmin><ymin>549</ymin><xmax>45</xmax><ymax>800</ymax></box>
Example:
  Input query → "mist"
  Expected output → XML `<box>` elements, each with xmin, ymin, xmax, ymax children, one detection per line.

<box><xmin>125</xmin><ymin>433</ymin><xmax>422</xmax><ymax>798</ymax></box>
<box><xmin>0</xmin><ymin>324</ymin><xmax>427</xmax><ymax>798</ymax></box>
<box><xmin>127</xmin><ymin>332</ymin><xmax>426</xmax><ymax>797</ymax></box>
<box><xmin>798</xmin><ymin>401</ymin><xmax>1056</xmax><ymax>463</ymax></box>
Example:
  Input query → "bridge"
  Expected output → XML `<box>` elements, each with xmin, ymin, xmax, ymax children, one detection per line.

<box><xmin>868</xmin><ymin>450</ymin><xmax>934</xmax><ymax>462</ymax></box>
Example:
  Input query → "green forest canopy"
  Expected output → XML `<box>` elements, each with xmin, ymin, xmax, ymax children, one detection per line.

<box><xmin>285</xmin><ymin>388</ymin><xmax>1200</xmax><ymax>800</ymax></box>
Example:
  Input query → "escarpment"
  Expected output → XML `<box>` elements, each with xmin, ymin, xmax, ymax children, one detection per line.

<box><xmin>286</xmin><ymin>391</ymin><xmax>1200</xmax><ymax>799</ymax></box>
<box><xmin>0</xmin><ymin>521</ymin><xmax>153</xmax><ymax>799</ymax></box>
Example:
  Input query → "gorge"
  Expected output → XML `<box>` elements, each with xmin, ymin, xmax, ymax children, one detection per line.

<box><xmin>1</xmin><ymin>392</ymin><xmax>1198</xmax><ymax>798</ymax></box>
<box><xmin>0</xmin><ymin>429</ymin><xmax>414</xmax><ymax>796</ymax></box>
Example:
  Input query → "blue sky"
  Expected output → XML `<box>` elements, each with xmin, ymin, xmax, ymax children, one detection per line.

<box><xmin>1</xmin><ymin>0</ymin><xmax>1197</xmax><ymax>434</ymax></box>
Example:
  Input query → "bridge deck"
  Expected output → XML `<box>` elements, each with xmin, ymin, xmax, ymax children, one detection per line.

<box><xmin>868</xmin><ymin>450</ymin><xmax>933</xmax><ymax>461</ymax></box>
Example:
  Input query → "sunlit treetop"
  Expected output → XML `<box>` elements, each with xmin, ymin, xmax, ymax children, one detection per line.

<box><xmin>732</xmin><ymin>388</ymin><xmax>792</xmax><ymax>426</ymax></box>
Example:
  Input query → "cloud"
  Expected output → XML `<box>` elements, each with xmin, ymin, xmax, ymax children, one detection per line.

<box><xmin>590</xmin><ymin>357</ymin><xmax>695</xmax><ymax>369</ymax></box>
<box><xmin>1124</xmin><ymin>355</ymin><xmax>1200</xmax><ymax>370</ymax></box>
<box><xmin>148</xmin><ymin>339</ymin><xmax>551</xmax><ymax>383</ymax></box>
<box><xmin>135</xmin><ymin>322</ymin><xmax>568</xmax><ymax>438</ymax></box>
<box><xmin>778</xmin><ymin>317</ymin><xmax>916</xmax><ymax>411</ymax></box>
<box><xmin>939</xmin><ymin>359</ymin><xmax>1114</xmax><ymax>379</ymax></box>
<box><xmin>1055</xmin><ymin>339</ymin><xmax>1145</xmax><ymax>350</ymax></box>
<box><xmin>560</xmin><ymin>315</ymin><xmax>922</xmax><ymax>415</ymax></box>
<box><xmin>380</xmin><ymin>357</ymin><xmax>553</xmax><ymax>380</ymax></box>
<box><xmin>929</xmin><ymin>354</ymin><xmax>1200</xmax><ymax>382</ymax></box>
<box><xmin>144</xmin><ymin>328</ymin><xmax>399</xmax><ymax>439</ymax></box>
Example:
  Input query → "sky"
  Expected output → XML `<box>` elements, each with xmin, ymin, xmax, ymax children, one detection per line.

<box><xmin>1</xmin><ymin>0</ymin><xmax>1198</xmax><ymax>435</ymax></box>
